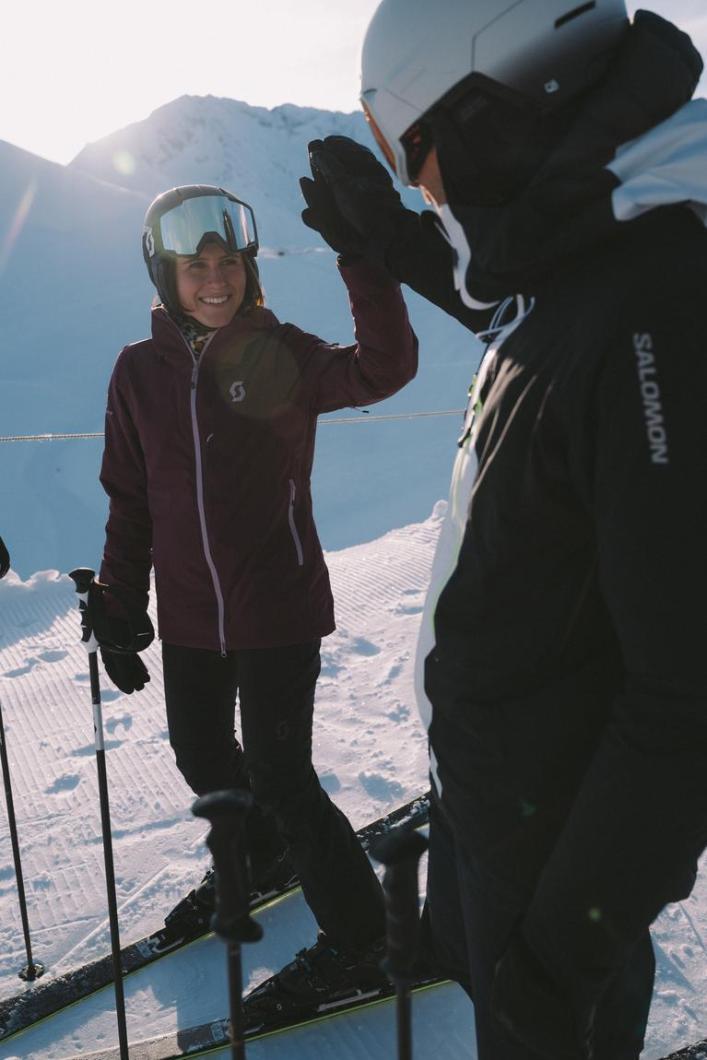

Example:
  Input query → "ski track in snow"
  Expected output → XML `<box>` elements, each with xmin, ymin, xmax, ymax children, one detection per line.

<box><xmin>0</xmin><ymin>512</ymin><xmax>705</xmax><ymax>1059</ymax></box>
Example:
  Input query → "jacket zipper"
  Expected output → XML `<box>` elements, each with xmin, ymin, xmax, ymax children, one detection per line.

<box><xmin>182</xmin><ymin>331</ymin><xmax>228</xmax><ymax>656</ymax></box>
<box><xmin>288</xmin><ymin>479</ymin><xmax>304</xmax><ymax>567</ymax></box>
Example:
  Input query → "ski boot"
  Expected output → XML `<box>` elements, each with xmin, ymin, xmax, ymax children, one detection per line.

<box><xmin>243</xmin><ymin>933</ymin><xmax>389</xmax><ymax>1030</ymax></box>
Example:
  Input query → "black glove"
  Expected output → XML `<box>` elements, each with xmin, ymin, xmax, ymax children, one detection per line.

<box><xmin>0</xmin><ymin>536</ymin><xmax>9</xmax><ymax>578</ymax></box>
<box><xmin>300</xmin><ymin>171</ymin><xmax>367</xmax><ymax>258</ymax></box>
<box><xmin>79</xmin><ymin>581</ymin><xmax>154</xmax><ymax>694</ymax></box>
<box><xmin>300</xmin><ymin>136</ymin><xmax>407</xmax><ymax>263</ymax></box>
<box><xmin>100</xmin><ymin>648</ymin><xmax>150</xmax><ymax>695</ymax></box>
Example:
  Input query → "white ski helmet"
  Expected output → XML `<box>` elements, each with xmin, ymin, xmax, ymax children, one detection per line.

<box><xmin>361</xmin><ymin>0</ymin><xmax>628</xmax><ymax>185</ymax></box>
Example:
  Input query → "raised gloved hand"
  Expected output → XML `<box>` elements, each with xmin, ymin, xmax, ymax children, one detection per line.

<box><xmin>0</xmin><ymin>536</ymin><xmax>10</xmax><ymax>578</ymax></box>
<box><xmin>300</xmin><ymin>136</ymin><xmax>408</xmax><ymax>263</ymax></box>
<box><xmin>300</xmin><ymin>169</ymin><xmax>366</xmax><ymax>258</ymax></box>
<box><xmin>80</xmin><ymin>581</ymin><xmax>154</xmax><ymax>694</ymax></box>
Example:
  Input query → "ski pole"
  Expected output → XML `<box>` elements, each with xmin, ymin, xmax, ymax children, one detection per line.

<box><xmin>68</xmin><ymin>567</ymin><xmax>129</xmax><ymax>1060</ymax></box>
<box><xmin>0</xmin><ymin>698</ymin><xmax>45</xmax><ymax>981</ymax></box>
<box><xmin>372</xmin><ymin>826</ymin><xmax>429</xmax><ymax>1060</ymax></box>
<box><xmin>192</xmin><ymin>789</ymin><xmax>263</xmax><ymax>1060</ymax></box>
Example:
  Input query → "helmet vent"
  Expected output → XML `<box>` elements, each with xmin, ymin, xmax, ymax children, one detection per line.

<box><xmin>555</xmin><ymin>2</ymin><xmax>596</xmax><ymax>30</ymax></box>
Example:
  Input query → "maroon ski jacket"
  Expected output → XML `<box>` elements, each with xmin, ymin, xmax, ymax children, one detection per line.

<box><xmin>99</xmin><ymin>261</ymin><xmax>418</xmax><ymax>652</ymax></box>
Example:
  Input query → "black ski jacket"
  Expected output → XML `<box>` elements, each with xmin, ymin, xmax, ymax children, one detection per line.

<box><xmin>383</xmin><ymin>8</ymin><xmax>707</xmax><ymax>1033</ymax></box>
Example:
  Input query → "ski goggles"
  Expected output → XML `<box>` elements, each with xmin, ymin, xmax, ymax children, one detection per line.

<box><xmin>362</xmin><ymin>98</ymin><xmax>403</xmax><ymax>179</ymax></box>
<box><xmin>147</xmin><ymin>193</ymin><xmax>258</xmax><ymax>259</ymax></box>
<box><xmin>362</xmin><ymin>97</ymin><xmax>430</xmax><ymax>187</ymax></box>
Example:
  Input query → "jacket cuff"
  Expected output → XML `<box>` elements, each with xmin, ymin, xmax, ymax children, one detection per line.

<box><xmin>337</xmin><ymin>256</ymin><xmax>398</xmax><ymax>289</ymax></box>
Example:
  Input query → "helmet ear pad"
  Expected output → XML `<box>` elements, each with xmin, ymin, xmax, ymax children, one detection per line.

<box><xmin>150</xmin><ymin>254</ymin><xmax>181</xmax><ymax>317</ymax></box>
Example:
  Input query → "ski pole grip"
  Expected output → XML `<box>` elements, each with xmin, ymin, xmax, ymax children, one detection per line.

<box><xmin>68</xmin><ymin>568</ymin><xmax>96</xmax><ymax>596</ymax></box>
<box><xmin>68</xmin><ymin>568</ymin><xmax>100</xmax><ymax>655</ymax></box>
<box><xmin>372</xmin><ymin>827</ymin><xmax>428</xmax><ymax>985</ymax></box>
<box><xmin>192</xmin><ymin>789</ymin><xmax>263</xmax><ymax>945</ymax></box>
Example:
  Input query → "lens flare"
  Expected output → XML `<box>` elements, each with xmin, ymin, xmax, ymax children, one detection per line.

<box><xmin>0</xmin><ymin>180</ymin><xmax>37</xmax><ymax>274</ymax></box>
<box><xmin>113</xmin><ymin>150</ymin><xmax>136</xmax><ymax>176</ymax></box>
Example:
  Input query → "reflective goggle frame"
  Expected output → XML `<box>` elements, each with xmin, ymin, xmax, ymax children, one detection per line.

<box><xmin>145</xmin><ymin>192</ymin><xmax>258</xmax><ymax>260</ymax></box>
<box><xmin>362</xmin><ymin>98</ymin><xmax>407</xmax><ymax>183</ymax></box>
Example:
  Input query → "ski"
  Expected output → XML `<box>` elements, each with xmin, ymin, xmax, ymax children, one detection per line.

<box><xmin>0</xmin><ymin>793</ymin><xmax>429</xmax><ymax>1044</ymax></box>
<box><xmin>69</xmin><ymin>1001</ymin><xmax>707</xmax><ymax>1060</ymax></box>
<box><xmin>661</xmin><ymin>1041</ymin><xmax>707</xmax><ymax>1060</ymax></box>
<box><xmin>69</xmin><ymin>974</ymin><xmax>448</xmax><ymax>1059</ymax></box>
<box><xmin>76</xmin><ymin>1005</ymin><xmax>707</xmax><ymax>1060</ymax></box>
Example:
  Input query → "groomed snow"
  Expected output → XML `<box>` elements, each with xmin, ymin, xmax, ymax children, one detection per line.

<box><xmin>0</xmin><ymin>509</ymin><xmax>705</xmax><ymax>1059</ymax></box>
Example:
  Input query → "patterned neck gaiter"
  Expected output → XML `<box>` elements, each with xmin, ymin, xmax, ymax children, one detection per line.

<box><xmin>177</xmin><ymin>316</ymin><xmax>219</xmax><ymax>359</ymax></box>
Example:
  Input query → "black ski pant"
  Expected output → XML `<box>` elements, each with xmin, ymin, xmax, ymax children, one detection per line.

<box><xmin>425</xmin><ymin>680</ymin><xmax>655</xmax><ymax>1060</ymax></box>
<box><xmin>162</xmin><ymin>640</ymin><xmax>385</xmax><ymax>950</ymax></box>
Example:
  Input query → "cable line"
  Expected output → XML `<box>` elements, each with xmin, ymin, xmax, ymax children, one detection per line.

<box><xmin>0</xmin><ymin>409</ymin><xmax>465</xmax><ymax>444</ymax></box>
<box><xmin>0</xmin><ymin>432</ymin><xmax>103</xmax><ymax>443</ymax></box>
<box><xmin>322</xmin><ymin>408</ymin><xmax>463</xmax><ymax>426</ymax></box>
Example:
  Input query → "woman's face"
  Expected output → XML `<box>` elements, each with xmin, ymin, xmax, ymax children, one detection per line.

<box><xmin>175</xmin><ymin>242</ymin><xmax>247</xmax><ymax>327</ymax></box>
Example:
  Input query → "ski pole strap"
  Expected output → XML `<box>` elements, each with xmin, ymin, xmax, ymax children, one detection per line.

<box><xmin>192</xmin><ymin>790</ymin><xmax>263</xmax><ymax>945</ymax></box>
<box><xmin>372</xmin><ymin>827</ymin><xmax>428</xmax><ymax>986</ymax></box>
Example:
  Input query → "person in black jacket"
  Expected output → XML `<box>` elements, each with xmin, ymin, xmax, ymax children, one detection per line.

<box><xmin>299</xmin><ymin>3</ymin><xmax>707</xmax><ymax>1058</ymax></box>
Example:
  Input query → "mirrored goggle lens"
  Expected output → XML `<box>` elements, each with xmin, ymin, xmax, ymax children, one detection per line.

<box><xmin>157</xmin><ymin>195</ymin><xmax>258</xmax><ymax>256</ymax></box>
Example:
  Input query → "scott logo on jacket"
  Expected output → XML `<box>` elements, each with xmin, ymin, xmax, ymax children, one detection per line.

<box><xmin>634</xmin><ymin>333</ymin><xmax>669</xmax><ymax>466</ymax></box>
<box><xmin>230</xmin><ymin>380</ymin><xmax>246</xmax><ymax>403</ymax></box>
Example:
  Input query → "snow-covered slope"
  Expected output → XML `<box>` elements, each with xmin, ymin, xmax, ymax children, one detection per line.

<box><xmin>0</xmin><ymin>97</ymin><xmax>479</xmax><ymax>580</ymax></box>
<box><xmin>0</xmin><ymin>513</ymin><xmax>705</xmax><ymax>1059</ymax></box>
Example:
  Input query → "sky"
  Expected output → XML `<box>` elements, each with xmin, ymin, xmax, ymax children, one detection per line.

<box><xmin>0</xmin><ymin>0</ymin><xmax>706</xmax><ymax>166</ymax></box>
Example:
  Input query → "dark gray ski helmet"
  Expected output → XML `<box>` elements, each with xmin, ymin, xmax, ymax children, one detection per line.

<box><xmin>142</xmin><ymin>185</ymin><xmax>260</xmax><ymax>316</ymax></box>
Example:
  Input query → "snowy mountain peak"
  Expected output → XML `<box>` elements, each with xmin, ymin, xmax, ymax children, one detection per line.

<box><xmin>0</xmin><ymin>94</ymin><xmax>471</xmax><ymax>580</ymax></box>
<box><xmin>69</xmin><ymin>94</ymin><xmax>371</xmax><ymax>222</ymax></box>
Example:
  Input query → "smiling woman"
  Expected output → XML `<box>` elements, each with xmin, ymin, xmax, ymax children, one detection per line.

<box><xmin>175</xmin><ymin>248</ymin><xmax>248</xmax><ymax>327</ymax></box>
<box><xmin>89</xmin><ymin>178</ymin><xmax>419</xmax><ymax>1014</ymax></box>
<box><xmin>140</xmin><ymin>184</ymin><xmax>265</xmax><ymax>334</ymax></box>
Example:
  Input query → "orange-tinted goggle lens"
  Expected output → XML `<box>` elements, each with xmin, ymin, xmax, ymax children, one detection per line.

<box><xmin>362</xmin><ymin>100</ymin><xmax>398</xmax><ymax>175</ymax></box>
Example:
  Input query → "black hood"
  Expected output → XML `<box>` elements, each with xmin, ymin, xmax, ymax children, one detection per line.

<box><xmin>442</xmin><ymin>11</ymin><xmax>703</xmax><ymax>304</ymax></box>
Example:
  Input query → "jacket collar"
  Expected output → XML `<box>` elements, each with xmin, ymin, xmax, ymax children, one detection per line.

<box><xmin>150</xmin><ymin>303</ymin><xmax>280</xmax><ymax>360</ymax></box>
<box><xmin>608</xmin><ymin>99</ymin><xmax>707</xmax><ymax>228</ymax></box>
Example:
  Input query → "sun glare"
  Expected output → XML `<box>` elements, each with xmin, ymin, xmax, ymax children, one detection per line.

<box><xmin>0</xmin><ymin>181</ymin><xmax>37</xmax><ymax>275</ymax></box>
<box><xmin>0</xmin><ymin>0</ymin><xmax>701</xmax><ymax>165</ymax></box>
<box><xmin>113</xmin><ymin>151</ymin><xmax>136</xmax><ymax>177</ymax></box>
